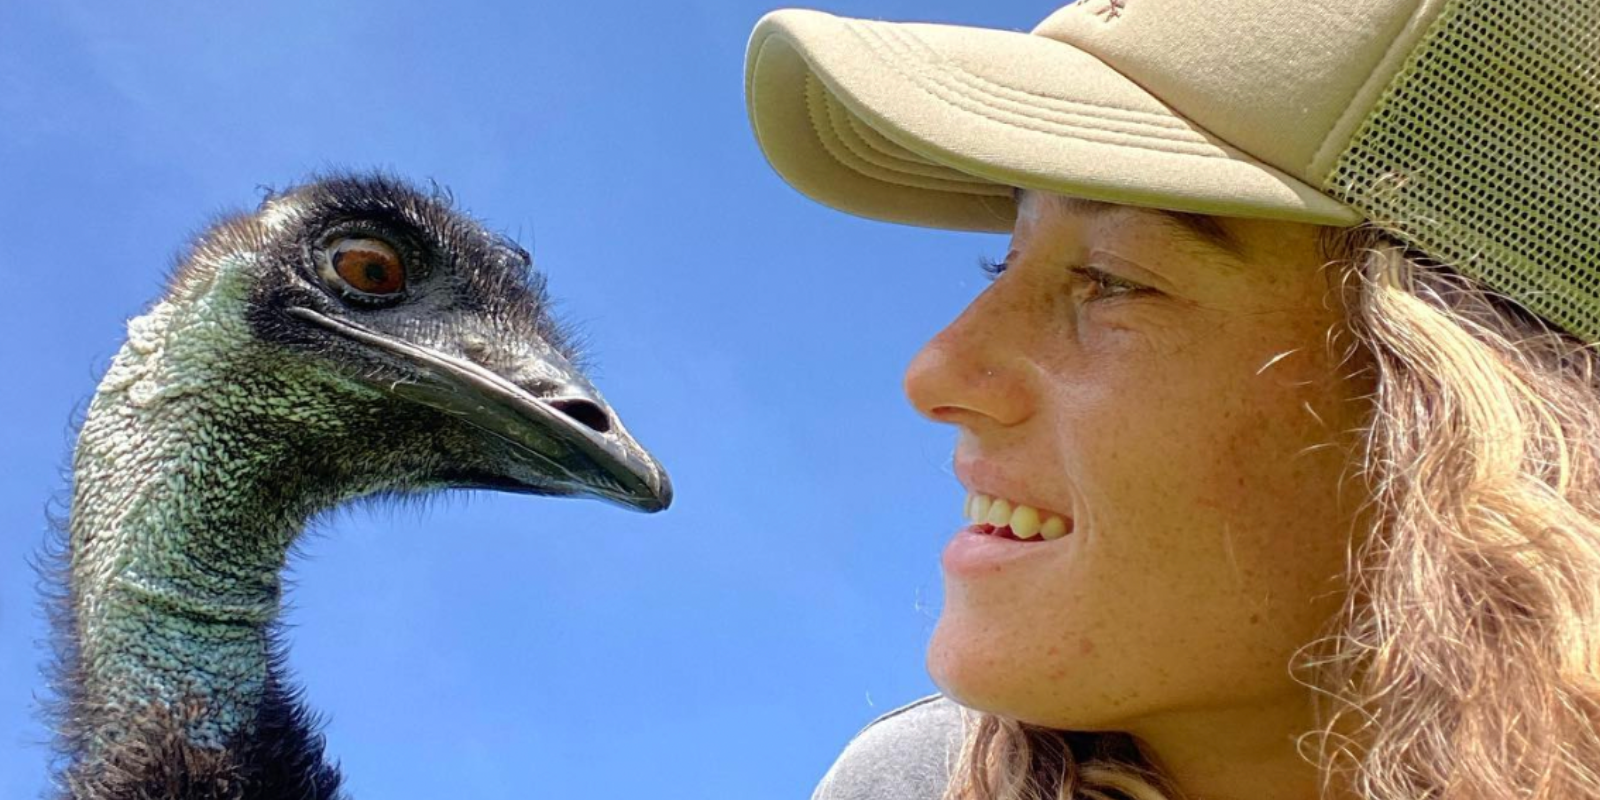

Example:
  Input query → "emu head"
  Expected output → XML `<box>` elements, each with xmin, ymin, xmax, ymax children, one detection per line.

<box><xmin>140</xmin><ymin>173</ymin><xmax>671</xmax><ymax>513</ymax></box>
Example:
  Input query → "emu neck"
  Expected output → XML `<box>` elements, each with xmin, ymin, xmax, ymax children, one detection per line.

<box><xmin>69</xmin><ymin>300</ymin><xmax>317</xmax><ymax>751</ymax></box>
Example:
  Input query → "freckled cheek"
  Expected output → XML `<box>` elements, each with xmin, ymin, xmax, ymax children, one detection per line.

<box><xmin>1068</xmin><ymin>387</ymin><xmax>1246</xmax><ymax>507</ymax></box>
<box><xmin>1199</xmin><ymin>414</ymin><xmax>1280</xmax><ymax>508</ymax></box>
<box><xmin>1192</xmin><ymin>389</ymin><xmax>1359</xmax><ymax>573</ymax></box>
<box><xmin>1068</xmin><ymin>385</ymin><xmax>1289</xmax><ymax>522</ymax></box>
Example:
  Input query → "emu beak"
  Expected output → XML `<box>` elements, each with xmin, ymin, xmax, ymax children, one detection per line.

<box><xmin>288</xmin><ymin>307</ymin><xmax>672</xmax><ymax>513</ymax></box>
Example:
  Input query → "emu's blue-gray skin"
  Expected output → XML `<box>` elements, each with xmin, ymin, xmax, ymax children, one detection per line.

<box><xmin>50</xmin><ymin>174</ymin><xmax>671</xmax><ymax>799</ymax></box>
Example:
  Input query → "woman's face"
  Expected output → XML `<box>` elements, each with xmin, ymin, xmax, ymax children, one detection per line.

<box><xmin>907</xmin><ymin>191</ymin><xmax>1373</xmax><ymax>731</ymax></box>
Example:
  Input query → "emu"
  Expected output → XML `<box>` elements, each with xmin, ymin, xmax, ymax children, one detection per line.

<box><xmin>46</xmin><ymin>174</ymin><xmax>671</xmax><ymax>799</ymax></box>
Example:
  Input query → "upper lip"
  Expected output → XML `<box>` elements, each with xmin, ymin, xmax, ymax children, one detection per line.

<box><xmin>288</xmin><ymin>306</ymin><xmax>672</xmax><ymax>513</ymax></box>
<box><xmin>955</xmin><ymin>458</ymin><xmax>1071</xmax><ymax>522</ymax></box>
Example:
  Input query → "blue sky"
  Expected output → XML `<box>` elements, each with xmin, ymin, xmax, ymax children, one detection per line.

<box><xmin>0</xmin><ymin>2</ymin><xmax>1053</xmax><ymax>797</ymax></box>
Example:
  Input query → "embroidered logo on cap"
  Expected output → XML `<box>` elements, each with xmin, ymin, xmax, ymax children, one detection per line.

<box><xmin>1093</xmin><ymin>0</ymin><xmax>1127</xmax><ymax>20</ymax></box>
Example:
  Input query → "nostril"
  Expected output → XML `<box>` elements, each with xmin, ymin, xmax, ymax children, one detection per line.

<box><xmin>550</xmin><ymin>398</ymin><xmax>612</xmax><ymax>434</ymax></box>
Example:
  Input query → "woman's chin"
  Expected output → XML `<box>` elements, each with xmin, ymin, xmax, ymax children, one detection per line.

<box><xmin>926</xmin><ymin>614</ymin><xmax>1122</xmax><ymax>730</ymax></box>
<box><xmin>925</xmin><ymin>616</ymin><xmax>1040</xmax><ymax>717</ymax></box>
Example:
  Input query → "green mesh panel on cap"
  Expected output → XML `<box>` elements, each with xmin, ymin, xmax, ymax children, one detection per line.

<box><xmin>1324</xmin><ymin>0</ymin><xmax>1600</xmax><ymax>343</ymax></box>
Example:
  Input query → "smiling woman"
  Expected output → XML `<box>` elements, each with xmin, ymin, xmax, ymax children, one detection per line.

<box><xmin>744</xmin><ymin>0</ymin><xmax>1600</xmax><ymax>799</ymax></box>
<box><xmin>909</xmin><ymin>193</ymin><xmax>1375</xmax><ymax>800</ymax></box>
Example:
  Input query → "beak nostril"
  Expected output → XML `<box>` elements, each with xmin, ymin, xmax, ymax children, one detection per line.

<box><xmin>550</xmin><ymin>398</ymin><xmax>612</xmax><ymax>434</ymax></box>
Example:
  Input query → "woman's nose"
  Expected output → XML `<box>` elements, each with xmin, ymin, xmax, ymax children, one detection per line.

<box><xmin>904</xmin><ymin>288</ymin><xmax>1034</xmax><ymax>429</ymax></box>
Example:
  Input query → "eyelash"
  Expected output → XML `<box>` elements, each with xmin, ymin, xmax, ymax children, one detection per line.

<box><xmin>978</xmin><ymin>255</ymin><xmax>1153</xmax><ymax>302</ymax></box>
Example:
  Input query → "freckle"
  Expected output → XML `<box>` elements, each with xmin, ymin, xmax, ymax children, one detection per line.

<box><xmin>1249</xmin><ymin>613</ymin><xmax>1261</xmax><ymax>624</ymax></box>
<box><xmin>1046</xmin><ymin>646</ymin><xmax>1060</xmax><ymax>656</ymax></box>
<box><xmin>1078</xmin><ymin>637</ymin><xmax>1095</xmax><ymax>656</ymax></box>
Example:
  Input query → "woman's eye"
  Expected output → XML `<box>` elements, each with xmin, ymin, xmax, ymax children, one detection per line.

<box><xmin>979</xmin><ymin>254</ymin><xmax>1009</xmax><ymax>280</ymax></box>
<box><xmin>1067</xmin><ymin>266</ymin><xmax>1150</xmax><ymax>302</ymax></box>
<box><xmin>981</xmin><ymin>256</ymin><xmax>1151</xmax><ymax>303</ymax></box>
<box><xmin>324</xmin><ymin>237</ymin><xmax>405</xmax><ymax>299</ymax></box>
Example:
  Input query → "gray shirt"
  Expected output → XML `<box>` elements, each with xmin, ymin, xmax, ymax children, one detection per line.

<box><xmin>812</xmin><ymin>695</ymin><xmax>966</xmax><ymax>800</ymax></box>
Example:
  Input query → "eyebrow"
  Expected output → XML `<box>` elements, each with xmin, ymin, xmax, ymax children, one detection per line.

<box><xmin>1014</xmin><ymin>188</ymin><xmax>1245</xmax><ymax>260</ymax></box>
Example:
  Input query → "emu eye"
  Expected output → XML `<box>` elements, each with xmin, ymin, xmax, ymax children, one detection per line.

<box><xmin>323</xmin><ymin>238</ymin><xmax>405</xmax><ymax>300</ymax></box>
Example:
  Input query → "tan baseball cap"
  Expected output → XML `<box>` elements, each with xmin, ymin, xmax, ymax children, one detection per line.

<box><xmin>744</xmin><ymin>0</ymin><xmax>1600</xmax><ymax>342</ymax></box>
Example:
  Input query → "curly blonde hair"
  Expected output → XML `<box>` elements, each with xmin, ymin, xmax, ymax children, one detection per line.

<box><xmin>942</xmin><ymin>224</ymin><xmax>1600</xmax><ymax>800</ymax></box>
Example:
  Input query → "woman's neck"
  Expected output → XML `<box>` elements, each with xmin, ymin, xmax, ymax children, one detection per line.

<box><xmin>1126</xmin><ymin>689</ymin><xmax>1353</xmax><ymax>800</ymax></box>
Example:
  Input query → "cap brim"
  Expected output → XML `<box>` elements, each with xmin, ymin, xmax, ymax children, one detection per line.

<box><xmin>745</xmin><ymin>9</ymin><xmax>1361</xmax><ymax>232</ymax></box>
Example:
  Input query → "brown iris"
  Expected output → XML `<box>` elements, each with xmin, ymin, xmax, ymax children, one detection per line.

<box><xmin>327</xmin><ymin>238</ymin><xmax>405</xmax><ymax>297</ymax></box>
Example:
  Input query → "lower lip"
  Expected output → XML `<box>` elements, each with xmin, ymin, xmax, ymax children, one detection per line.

<box><xmin>941</xmin><ymin>523</ymin><xmax>1071</xmax><ymax>578</ymax></box>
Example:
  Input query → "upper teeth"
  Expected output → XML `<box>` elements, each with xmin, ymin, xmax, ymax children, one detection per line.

<box><xmin>964</xmin><ymin>492</ymin><xmax>1070</xmax><ymax>540</ymax></box>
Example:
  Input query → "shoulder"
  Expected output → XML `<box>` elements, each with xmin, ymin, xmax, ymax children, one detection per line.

<box><xmin>812</xmin><ymin>694</ymin><xmax>968</xmax><ymax>800</ymax></box>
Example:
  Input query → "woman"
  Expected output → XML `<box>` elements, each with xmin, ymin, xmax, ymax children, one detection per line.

<box><xmin>744</xmin><ymin>1</ymin><xmax>1600</xmax><ymax>799</ymax></box>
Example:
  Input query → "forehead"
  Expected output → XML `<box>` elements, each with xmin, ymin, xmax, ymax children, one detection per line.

<box><xmin>1015</xmin><ymin>190</ymin><xmax>1352</xmax><ymax>305</ymax></box>
<box><xmin>1016</xmin><ymin>190</ymin><xmax>1244</xmax><ymax>260</ymax></box>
